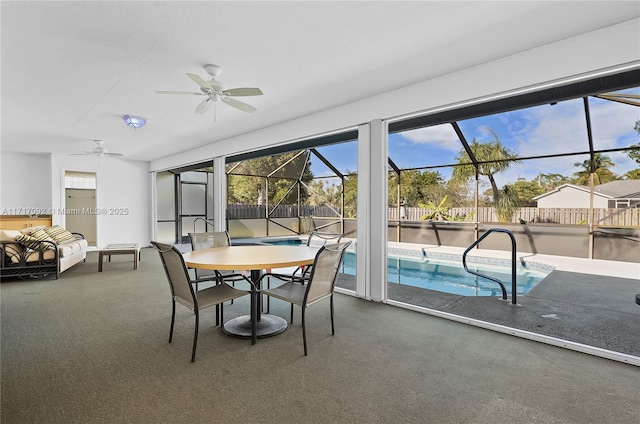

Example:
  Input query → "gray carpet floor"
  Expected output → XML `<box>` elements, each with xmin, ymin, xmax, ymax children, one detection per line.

<box><xmin>2</xmin><ymin>248</ymin><xmax>639</xmax><ymax>424</ymax></box>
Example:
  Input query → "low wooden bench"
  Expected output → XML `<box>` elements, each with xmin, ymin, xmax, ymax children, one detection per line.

<box><xmin>98</xmin><ymin>243</ymin><xmax>141</xmax><ymax>272</ymax></box>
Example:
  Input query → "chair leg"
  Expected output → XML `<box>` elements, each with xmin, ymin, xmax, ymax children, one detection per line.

<box><xmin>169</xmin><ymin>300</ymin><xmax>176</xmax><ymax>343</ymax></box>
<box><xmin>215</xmin><ymin>305</ymin><xmax>220</xmax><ymax>326</ymax></box>
<box><xmin>302</xmin><ymin>307</ymin><xmax>307</xmax><ymax>356</ymax></box>
<box><xmin>330</xmin><ymin>294</ymin><xmax>335</xmax><ymax>335</ymax></box>
<box><xmin>290</xmin><ymin>303</ymin><xmax>294</xmax><ymax>323</ymax></box>
<box><xmin>251</xmin><ymin>290</ymin><xmax>257</xmax><ymax>345</ymax></box>
<box><xmin>220</xmin><ymin>303</ymin><xmax>224</xmax><ymax>324</ymax></box>
<box><xmin>191</xmin><ymin>309</ymin><xmax>199</xmax><ymax>363</ymax></box>
<box><xmin>266</xmin><ymin>277</ymin><xmax>270</xmax><ymax>313</ymax></box>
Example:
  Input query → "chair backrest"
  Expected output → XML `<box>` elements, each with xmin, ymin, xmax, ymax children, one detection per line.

<box><xmin>304</xmin><ymin>241</ymin><xmax>352</xmax><ymax>305</ymax></box>
<box><xmin>188</xmin><ymin>231</ymin><xmax>231</xmax><ymax>251</ymax></box>
<box><xmin>187</xmin><ymin>232</ymin><xmax>231</xmax><ymax>280</ymax></box>
<box><xmin>306</xmin><ymin>231</ymin><xmax>343</xmax><ymax>247</ymax></box>
<box><xmin>150</xmin><ymin>241</ymin><xmax>195</xmax><ymax>309</ymax></box>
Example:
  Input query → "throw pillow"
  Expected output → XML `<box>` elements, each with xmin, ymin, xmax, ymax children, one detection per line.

<box><xmin>16</xmin><ymin>229</ymin><xmax>56</xmax><ymax>251</ymax></box>
<box><xmin>44</xmin><ymin>225</ymin><xmax>77</xmax><ymax>244</ymax></box>
<box><xmin>0</xmin><ymin>229</ymin><xmax>22</xmax><ymax>242</ymax></box>
<box><xmin>2</xmin><ymin>243</ymin><xmax>24</xmax><ymax>261</ymax></box>
<box><xmin>19</xmin><ymin>225</ymin><xmax>47</xmax><ymax>235</ymax></box>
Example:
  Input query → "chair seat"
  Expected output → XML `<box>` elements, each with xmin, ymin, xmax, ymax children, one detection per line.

<box><xmin>196</xmin><ymin>283</ymin><xmax>248</xmax><ymax>309</ymax></box>
<box><xmin>262</xmin><ymin>282</ymin><xmax>306</xmax><ymax>306</ymax></box>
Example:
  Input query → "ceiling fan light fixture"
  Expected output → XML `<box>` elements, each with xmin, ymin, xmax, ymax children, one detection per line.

<box><xmin>123</xmin><ymin>115</ymin><xmax>146</xmax><ymax>129</ymax></box>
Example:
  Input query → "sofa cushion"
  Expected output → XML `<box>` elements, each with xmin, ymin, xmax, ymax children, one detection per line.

<box><xmin>2</xmin><ymin>243</ymin><xmax>24</xmax><ymax>262</ymax></box>
<box><xmin>44</xmin><ymin>225</ymin><xmax>77</xmax><ymax>244</ymax></box>
<box><xmin>13</xmin><ymin>249</ymin><xmax>56</xmax><ymax>264</ymax></box>
<box><xmin>57</xmin><ymin>239</ymin><xmax>87</xmax><ymax>257</ymax></box>
<box><xmin>16</xmin><ymin>229</ymin><xmax>56</xmax><ymax>250</ymax></box>
<box><xmin>0</xmin><ymin>229</ymin><xmax>22</xmax><ymax>242</ymax></box>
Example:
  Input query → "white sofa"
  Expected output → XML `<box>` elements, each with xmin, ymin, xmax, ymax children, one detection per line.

<box><xmin>0</xmin><ymin>226</ymin><xmax>88</xmax><ymax>279</ymax></box>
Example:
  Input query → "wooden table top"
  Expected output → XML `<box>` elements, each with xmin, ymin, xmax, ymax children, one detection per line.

<box><xmin>183</xmin><ymin>245</ymin><xmax>319</xmax><ymax>271</ymax></box>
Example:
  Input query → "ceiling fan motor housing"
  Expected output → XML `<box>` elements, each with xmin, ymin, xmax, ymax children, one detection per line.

<box><xmin>204</xmin><ymin>64</ymin><xmax>222</xmax><ymax>77</ymax></box>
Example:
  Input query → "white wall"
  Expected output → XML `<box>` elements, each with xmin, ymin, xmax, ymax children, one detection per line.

<box><xmin>537</xmin><ymin>187</ymin><xmax>609</xmax><ymax>209</ymax></box>
<box><xmin>0</xmin><ymin>151</ymin><xmax>52</xmax><ymax>212</ymax></box>
<box><xmin>150</xmin><ymin>19</ymin><xmax>640</xmax><ymax>172</ymax></box>
<box><xmin>49</xmin><ymin>154</ymin><xmax>150</xmax><ymax>247</ymax></box>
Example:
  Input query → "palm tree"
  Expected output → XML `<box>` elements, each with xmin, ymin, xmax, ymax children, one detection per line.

<box><xmin>573</xmin><ymin>153</ymin><xmax>617</xmax><ymax>185</ymax></box>
<box><xmin>451</xmin><ymin>133</ymin><xmax>519</xmax><ymax>204</ymax></box>
<box><xmin>496</xmin><ymin>184</ymin><xmax>519</xmax><ymax>222</ymax></box>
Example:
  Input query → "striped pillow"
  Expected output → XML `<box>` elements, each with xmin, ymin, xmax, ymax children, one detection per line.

<box><xmin>16</xmin><ymin>229</ymin><xmax>56</xmax><ymax>250</ymax></box>
<box><xmin>44</xmin><ymin>225</ymin><xmax>77</xmax><ymax>244</ymax></box>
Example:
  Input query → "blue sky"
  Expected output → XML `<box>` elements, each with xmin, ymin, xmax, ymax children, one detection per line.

<box><xmin>311</xmin><ymin>87</ymin><xmax>640</xmax><ymax>189</ymax></box>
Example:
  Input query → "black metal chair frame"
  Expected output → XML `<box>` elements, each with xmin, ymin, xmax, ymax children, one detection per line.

<box><xmin>151</xmin><ymin>241</ymin><xmax>250</xmax><ymax>362</ymax></box>
<box><xmin>259</xmin><ymin>241</ymin><xmax>351</xmax><ymax>356</ymax></box>
<box><xmin>263</xmin><ymin>231</ymin><xmax>343</xmax><ymax>313</ymax></box>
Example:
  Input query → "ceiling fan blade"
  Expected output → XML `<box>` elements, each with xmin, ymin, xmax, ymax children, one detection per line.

<box><xmin>105</xmin><ymin>153</ymin><xmax>125</xmax><ymax>157</ymax></box>
<box><xmin>155</xmin><ymin>90</ymin><xmax>203</xmax><ymax>95</ymax></box>
<box><xmin>222</xmin><ymin>87</ymin><xmax>263</xmax><ymax>97</ymax></box>
<box><xmin>222</xmin><ymin>97</ymin><xmax>257</xmax><ymax>113</ymax></box>
<box><xmin>69</xmin><ymin>152</ymin><xmax>93</xmax><ymax>156</ymax></box>
<box><xmin>195</xmin><ymin>98</ymin><xmax>212</xmax><ymax>114</ymax></box>
<box><xmin>187</xmin><ymin>73</ymin><xmax>212</xmax><ymax>91</ymax></box>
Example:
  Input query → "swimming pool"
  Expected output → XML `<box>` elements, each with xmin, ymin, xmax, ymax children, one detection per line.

<box><xmin>340</xmin><ymin>252</ymin><xmax>551</xmax><ymax>297</ymax></box>
<box><xmin>259</xmin><ymin>238</ymin><xmax>551</xmax><ymax>297</ymax></box>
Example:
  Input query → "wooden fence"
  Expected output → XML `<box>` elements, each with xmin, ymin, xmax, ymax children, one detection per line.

<box><xmin>228</xmin><ymin>204</ymin><xmax>640</xmax><ymax>226</ymax></box>
<box><xmin>390</xmin><ymin>206</ymin><xmax>640</xmax><ymax>226</ymax></box>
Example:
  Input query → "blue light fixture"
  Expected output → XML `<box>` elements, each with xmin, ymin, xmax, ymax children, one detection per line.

<box><xmin>123</xmin><ymin>115</ymin><xmax>146</xmax><ymax>129</ymax></box>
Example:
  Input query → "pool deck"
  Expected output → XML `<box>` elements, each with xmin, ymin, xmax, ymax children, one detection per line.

<box><xmin>338</xmin><ymin>242</ymin><xmax>640</xmax><ymax>364</ymax></box>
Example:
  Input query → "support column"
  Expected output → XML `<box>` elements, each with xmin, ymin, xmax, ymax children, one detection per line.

<box><xmin>212</xmin><ymin>156</ymin><xmax>227</xmax><ymax>232</ymax></box>
<box><xmin>356</xmin><ymin>120</ymin><xmax>388</xmax><ymax>302</ymax></box>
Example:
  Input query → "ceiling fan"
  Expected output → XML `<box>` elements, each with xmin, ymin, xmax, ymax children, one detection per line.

<box><xmin>155</xmin><ymin>64</ymin><xmax>263</xmax><ymax>116</ymax></box>
<box><xmin>70</xmin><ymin>140</ymin><xmax>124</xmax><ymax>158</ymax></box>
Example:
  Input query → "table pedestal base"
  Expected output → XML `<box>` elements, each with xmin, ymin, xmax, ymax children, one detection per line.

<box><xmin>223</xmin><ymin>314</ymin><xmax>287</xmax><ymax>339</ymax></box>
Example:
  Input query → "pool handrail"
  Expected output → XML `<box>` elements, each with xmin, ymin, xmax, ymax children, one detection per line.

<box><xmin>193</xmin><ymin>217</ymin><xmax>215</xmax><ymax>233</ymax></box>
<box><xmin>462</xmin><ymin>228</ymin><xmax>520</xmax><ymax>307</ymax></box>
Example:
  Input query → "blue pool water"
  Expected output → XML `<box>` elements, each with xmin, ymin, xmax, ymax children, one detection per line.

<box><xmin>341</xmin><ymin>252</ymin><xmax>548</xmax><ymax>297</ymax></box>
<box><xmin>259</xmin><ymin>238</ymin><xmax>549</xmax><ymax>296</ymax></box>
<box><xmin>265</xmin><ymin>238</ymin><xmax>304</xmax><ymax>246</ymax></box>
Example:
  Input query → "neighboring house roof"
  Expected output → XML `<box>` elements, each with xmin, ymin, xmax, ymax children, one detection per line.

<box><xmin>533</xmin><ymin>180</ymin><xmax>640</xmax><ymax>201</ymax></box>
<box><xmin>592</xmin><ymin>180</ymin><xmax>640</xmax><ymax>198</ymax></box>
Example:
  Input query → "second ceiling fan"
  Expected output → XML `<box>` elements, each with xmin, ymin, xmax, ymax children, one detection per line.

<box><xmin>155</xmin><ymin>64</ymin><xmax>263</xmax><ymax>116</ymax></box>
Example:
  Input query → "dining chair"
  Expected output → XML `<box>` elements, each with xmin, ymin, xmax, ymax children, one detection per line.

<box><xmin>189</xmin><ymin>232</ymin><xmax>253</xmax><ymax>321</ymax></box>
<box><xmin>263</xmin><ymin>231</ymin><xmax>343</xmax><ymax>313</ymax></box>
<box><xmin>188</xmin><ymin>231</ymin><xmax>250</xmax><ymax>287</ymax></box>
<box><xmin>260</xmin><ymin>240</ymin><xmax>352</xmax><ymax>356</ymax></box>
<box><xmin>291</xmin><ymin>231</ymin><xmax>343</xmax><ymax>282</ymax></box>
<box><xmin>151</xmin><ymin>241</ymin><xmax>249</xmax><ymax>363</ymax></box>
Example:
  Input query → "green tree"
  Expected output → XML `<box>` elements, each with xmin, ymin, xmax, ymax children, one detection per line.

<box><xmin>628</xmin><ymin>119</ymin><xmax>640</xmax><ymax>164</ymax></box>
<box><xmin>512</xmin><ymin>179</ymin><xmax>545</xmax><ymax>206</ymax></box>
<box><xmin>451</xmin><ymin>134</ymin><xmax>519</xmax><ymax>204</ymax></box>
<box><xmin>342</xmin><ymin>173</ymin><xmax>358</xmax><ymax>218</ymax></box>
<box><xmin>388</xmin><ymin>169</ymin><xmax>445</xmax><ymax>208</ymax></box>
<box><xmin>307</xmin><ymin>179</ymin><xmax>340</xmax><ymax>206</ymax></box>
<box><xmin>623</xmin><ymin>168</ymin><xmax>640</xmax><ymax>180</ymax></box>
<box><xmin>227</xmin><ymin>151</ymin><xmax>313</xmax><ymax>205</ymax></box>
<box><xmin>496</xmin><ymin>184</ymin><xmax>520</xmax><ymax>222</ymax></box>
<box><xmin>573</xmin><ymin>153</ymin><xmax>617</xmax><ymax>185</ymax></box>
<box><xmin>536</xmin><ymin>172</ymin><xmax>572</xmax><ymax>191</ymax></box>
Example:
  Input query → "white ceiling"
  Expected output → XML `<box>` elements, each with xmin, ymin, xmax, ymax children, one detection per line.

<box><xmin>2</xmin><ymin>1</ymin><xmax>638</xmax><ymax>162</ymax></box>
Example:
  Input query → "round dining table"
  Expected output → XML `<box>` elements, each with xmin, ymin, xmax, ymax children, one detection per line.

<box><xmin>183</xmin><ymin>245</ymin><xmax>319</xmax><ymax>344</ymax></box>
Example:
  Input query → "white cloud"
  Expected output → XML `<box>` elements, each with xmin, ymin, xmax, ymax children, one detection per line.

<box><xmin>398</xmin><ymin>124</ymin><xmax>460</xmax><ymax>152</ymax></box>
